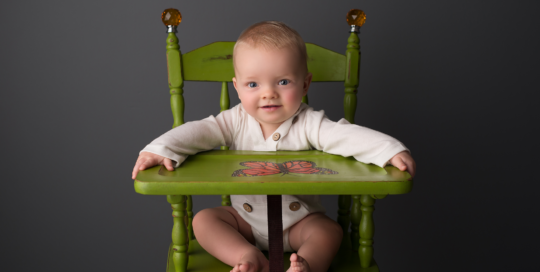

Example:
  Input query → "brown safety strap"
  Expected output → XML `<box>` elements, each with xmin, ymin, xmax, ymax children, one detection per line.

<box><xmin>267</xmin><ymin>195</ymin><xmax>284</xmax><ymax>272</ymax></box>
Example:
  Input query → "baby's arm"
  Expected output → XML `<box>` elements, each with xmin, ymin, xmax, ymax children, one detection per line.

<box><xmin>131</xmin><ymin>106</ymin><xmax>238</xmax><ymax>179</ymax></box>
<box><xmin>132</xmin><ymin>152</ymin><xmax>175</xmax><ymax>179</ymax></box>
<box><xmin>305</xmin><ymin>109</ymin><xmax>414</xmax><ymax>176</ymax></box>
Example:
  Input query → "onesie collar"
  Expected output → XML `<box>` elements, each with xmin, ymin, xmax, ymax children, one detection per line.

<box><xmin>247</xmin><ymin>103</ymin><xmax>309</xmax><ymax>151</ymax></box>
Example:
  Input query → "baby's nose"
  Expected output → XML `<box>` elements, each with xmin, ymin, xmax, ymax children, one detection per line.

<box><xmin>261</xmin><ymin>87</ymin><xmax>278</xmax><ymax>99</ymax></box>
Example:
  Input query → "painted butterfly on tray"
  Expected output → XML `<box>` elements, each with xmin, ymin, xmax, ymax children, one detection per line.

<box><xmin>231</xmin><ymin>160</ymin><xmax>338</xmax><ymax>177</ymax></box>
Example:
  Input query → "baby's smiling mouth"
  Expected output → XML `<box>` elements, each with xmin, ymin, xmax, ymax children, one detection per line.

<box><xmin>260</xmin><ymin>105</ymin><xmax>282</xmax><ymax>111</ymax></box>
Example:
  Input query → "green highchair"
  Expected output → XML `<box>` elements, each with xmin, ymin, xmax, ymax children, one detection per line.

<box><xmin>134</xmin><ymin>8</ymin><xmax>412</xmax><ymax>272</ymax></box>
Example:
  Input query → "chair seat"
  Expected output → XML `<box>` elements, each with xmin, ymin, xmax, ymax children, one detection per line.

<box><xmin>135</xmin><ymin>150</ymin><xmax>412</xmax><ymax>196</ymax></box>
<box><xmin>167</xmin><ymin>233</ymin><xmax>379</xmax><ymax>272</ymax></box>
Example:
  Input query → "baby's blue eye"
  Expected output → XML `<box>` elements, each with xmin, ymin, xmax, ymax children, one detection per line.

<box><xmin>248</xmin><ymin>82</ymin><xmax>258</xmax><ymax>88</ymax></box>
<box><xmin>278</xmin><ymin>79</ymin><xmax>289</xmax><ymax>85</ymax></box>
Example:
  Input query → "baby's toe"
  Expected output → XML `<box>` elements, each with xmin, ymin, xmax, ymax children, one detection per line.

<box><xmin>239</xmin><ymin>262</ymin><xmax>253</xmax><ymax>272</ymax></box>
<box><xmin>289</xmin><ymin>253</ymin><xmax>304</xmax><ymax>270</ymax></box>
<box><xmin>290</xmin><ymin>253</ymin><xmax>299</xmax><ymax>263</ymax></box>
<box><xmin>235</xmin><ymin>263</ymin><xmax>246</xmax><ymax>272</ymax></box>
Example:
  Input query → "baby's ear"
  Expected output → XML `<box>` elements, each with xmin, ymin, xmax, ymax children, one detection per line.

<box><xmin>232</xmin><ymin>77</ymin><xmax>241</xmax><ymax>99</ymax></box>
<box><xmin>232</xmin><ymin>77</ymin><xmax>236</xmax><ymax>87</ymax></box>
<box><xmin>303</xmin><ymin>72</ymin><xmax>313</xmax><ymax>95</ymax></box>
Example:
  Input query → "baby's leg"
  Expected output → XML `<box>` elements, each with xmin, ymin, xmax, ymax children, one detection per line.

<box><xmin>192</xmin><ymin>206</ymin><xmax>269</xmax><ymax>272</ymax></box>
<box><xmin>287</xmin><ymin>213</ymin><xmax>343</xmax><ymax>272</ymax></box>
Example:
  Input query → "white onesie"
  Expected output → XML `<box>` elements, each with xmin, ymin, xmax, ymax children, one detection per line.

<box><xmin>141</xmin><ymin>103</ymin><xmax>408</xmax><ymax>251</ymax></box>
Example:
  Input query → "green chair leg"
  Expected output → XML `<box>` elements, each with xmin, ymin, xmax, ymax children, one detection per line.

<box><xmin>337</xmin><ymin>195</ymin><xmax>352</xmax><ymax>237</ymax></box>
<box><xmin>359</xmin><ymin>195</ymin><xmax>375</xmax><ymax>269</ymax></box>
<box><xmin>168</xmin><ymin>195</ymin><xmax>189</xmax><ymax>272</ymax></box>
<box><xmin>187</xmin><ymin>195</ymin><xmax>194</xmax><ymax>240</ymax></box>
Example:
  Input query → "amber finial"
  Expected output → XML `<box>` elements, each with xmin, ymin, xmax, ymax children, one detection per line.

<box><xmin>346</xmin><ymin>9</ymin><xmax>365</xmax><ymax>33</ymax></box>
<box><xmin>346</xmin><ymin>9</ymin><xmax>366</xmax><ymax>26</ymax></box>
<box><xmin>162</xmin><ymin>8</ymin><xmax>182</xmax><ymax>26</ymax></box>
<box><xmin>162</xmin><ymin>8</ymin><xmax>181</xmax><ymax>32</ymax></box>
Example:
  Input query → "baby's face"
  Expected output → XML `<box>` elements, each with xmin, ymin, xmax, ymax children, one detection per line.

<box><xmin>233</xmin><ymin>44</ymin><xmax>311</xmax><ymax>130</ymax></box>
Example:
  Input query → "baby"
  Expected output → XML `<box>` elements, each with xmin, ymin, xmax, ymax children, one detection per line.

<box><xmin>132</xmin><ymin>21</ymin><xmax>416</xmax><ymax>272</ymax></box>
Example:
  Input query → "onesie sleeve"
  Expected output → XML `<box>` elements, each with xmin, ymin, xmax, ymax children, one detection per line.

<box><xmin>305</xmin><ymin>110</ymin><xmax>408</xmax><ymax>168</ymax></box>
<box><xmin>140</xmin><ymin>106</ymin><xmax>238</xmax><ymax>167</ymax></box>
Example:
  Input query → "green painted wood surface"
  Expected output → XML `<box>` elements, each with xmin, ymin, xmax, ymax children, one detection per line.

<box><xmin>166</xmin><ymin>233</ymin><xmax>378</xmax><ymax>272</ymax></box>
<box><xmin>219</xmin><ymin>82</ymin><xmax>230</xmax><ymax>112</ymax></box>
<box><xmin>338</xmin><ymin>195</ymin><xmax>352</xmax><ymax>239</ymax></box>
<box><xmin>221</xmin><ymin>194</ymin><xmax>231</xmax><ymax>206</ymax></box>
<box><xmin>351</xmin><ymin>196</ymin><xmax>361</xmax><ymax>253</ymax></box>
<box><xmin>220</xmin><ymin>81</ymin><xmax>230</xmax><ymax>151</ymax></box>
<box><xmin>218</xmin><ymin>81</ymin><xmax>231</xmax><ymax>205</ymax></box>
<box><xmin>166</xmin><ymin>33</ymin><xmax>185</xmax><ymax>128</ymax></box>
<box><xmin>302</xmin><ymin>95</ymin><xmax>308</xmax><ymax>104</ymax></box>
<box><xmin>167</xmin><ymin>195</ymin><xmax>189</xmax><ymax>272</ymax></box>
<box><xmin>187</xmin><ymin>195</ymin><xmax>195</xmax><ymax>240</ymax></box>
<box><xmin>359</xmin><ymin>195</ymin><xmax>375</xmax><ymax>268</ymax></box>
<box><xmin>182</xmin><ymin>42</ymin><xmax>235</xmax><ymax>82</ymax></box>
<box><xmin>306</xmin><ymin>43</ymin><xmax>346</xmax><ymax>81</ymax></box>
<box><xmin>135</xmin><ymin>150</ymin><xmax>412</xmax><ymax>195</ymax></box>
<box><xmin>181</xmin><ymin>42</ymin><xmax>345</xmax><ymax>82</ymax></box>
<box><xmin>344</xmin><ymin>33</ymin><xmax>360</xmax><ymax>124</ymax></box>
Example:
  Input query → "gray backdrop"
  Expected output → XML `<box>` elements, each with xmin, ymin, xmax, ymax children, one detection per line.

<box><xmin>1</xmin><ymin>0</ymin><xmax>538</xmax><ymax>271</ymax></box>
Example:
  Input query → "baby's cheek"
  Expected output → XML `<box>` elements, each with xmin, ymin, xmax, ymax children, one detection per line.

<box><xmin>282</xmin><ymin>91</ymin><xmax>302</xmax><ymax>103</ymax></box>
<box><xmin>241</xmin><ymin>97</ymin><xmax>260</xmax><ymax>114</ymax></box>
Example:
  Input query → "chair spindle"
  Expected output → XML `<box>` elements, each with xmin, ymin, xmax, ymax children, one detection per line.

<box><xmin>221</xmin><ymin>195</ymin><xmax>231</xmax><ymax>206</ymax></box>
<box><xmin>220</xmin><ymin>81</ymin><xmax>232</xmax><ymax>206</ymax></box>
<box><xmin>344</xmin><ymin>32</ymin><xmax>360</xmax><ymax>124</ymax></box>
<box><xmin>337</xmin><ymin>195</ymin><xmax>352</xmax><ymax>238</ymax></box>
<box><xmin>359</xmin><ymin>195</ymin><xmax>375</xmax><ymax>268</ymax></box>
<box><xmin>220</xmin><ymin>82</ymin><xmax>230</xmax><ymax>151</ymax></box>
<box><xmin>166</xmin><ymin>33</ymin><xmax>185</xmax><ymax>128</ymax></box>
<box><xmin>165</xmin><ymin>22</ymin><xmax>190</xmax><ymax>270</ymax></box>
<box><xmin>302</xmin><ymin>94</ymin><xmax>308</xmax><ymax>104</ymax></box>
<box><xmin>220</xmin><ymin>81</ymin><xmax>230</xmax><ymax>112</ymax></box>
<box><xmin>351</xmin><ymin>195</ymin><xmax>361</xmax><ymax>251</ymax></box>
<box><xmin>167</xmin><ymin>195</ymin><xmax>189</xmax><ymax>272</ymax></box>
<box><xmin>187</xmin><ymin>195</ymin><xmax>194</xmax><ymax>240</ymax></box>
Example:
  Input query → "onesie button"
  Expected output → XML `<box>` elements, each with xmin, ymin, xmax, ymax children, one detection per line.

<box><xmin>272</xmin><ymin>133</ymin><xmax>281</xmax><ymax>141</ymax></box>
<box><xmin>289</xmin><ymin>202</ymin><xmax>301</xmax><ymax>211</ymax></box>
<box><xmin>243</xmin><ymin>203</ymin><xmax>253</xmax><ymax>213</ymax></box>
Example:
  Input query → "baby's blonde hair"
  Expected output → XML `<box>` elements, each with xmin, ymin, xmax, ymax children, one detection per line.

<box><xmin>233</xmin><ymin>21</ymin><xmax>308</xmax><ymax>74</ymax></box>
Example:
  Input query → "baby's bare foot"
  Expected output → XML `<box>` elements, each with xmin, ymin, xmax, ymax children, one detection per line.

<box><xmin>287</xmin><ymin>253</ymin><xmax>310</xmax><ymax>272</ymax></box>
<box><xmin>230</xmin><ymin>249</ymin><xmax>269</xmax><ymax>272</ymax></box>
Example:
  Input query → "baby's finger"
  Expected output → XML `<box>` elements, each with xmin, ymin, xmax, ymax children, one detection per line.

<box><xmin>132</xmin><ymin>165</ymin><xmax>139</xmax><ymax>180</ymax></box>
<box><xmin>405</xmin><ymin>159</ymin><xmax>416</xmax><ymax>179</ymax></box>
<box><xmin>163</xmin><ymin>158</ymin><xmax>175</xmax><ymax>171</ymax></box>
<box><xmin>138</xmin><ymin>159</ymin><xmax>155</xmax><ymax>170</ymax></box>
<box><xmin>392</xmin><ymin>157</ymin><xmax>407</xmax><ymax>172</ymax></box>
<box><xmin>132</xmin><ymin>160</ymin><xmax>145</xmax><ymax>179</ymax></box>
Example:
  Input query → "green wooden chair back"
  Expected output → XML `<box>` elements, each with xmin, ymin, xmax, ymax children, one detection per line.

<box><xmin>182</xmin><ymin>42</ymin><xmax>346</xmax><ymax>82</ymax></box>
<box><xmin>165</xmin><ymin>33</ymin><xmax>361</xmax><ymax>128</ymax></box>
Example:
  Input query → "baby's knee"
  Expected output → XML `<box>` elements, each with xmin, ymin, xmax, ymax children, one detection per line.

<box><xmin>192</xmin><ymin>208</ymin><xmax>219</xmax><ymax>229</ymax></box>
<box><xmin>323</xmin><ymin>218</ymin><xmax>343</xmax><ymax>238</ymax></box>
<box><xmin>313</xmin><ymin>216</ymin><xmax>343</xmax><ymax>242</ymax></box>
<box><xmin>306</xmin><ymin>214</ymin><xmax>344</xmax><ymax>239</ymax></box>
<box><xmin>192</xmin><ymin>206</ymin><xmax>238</xmax><ymax>231</ymax></box>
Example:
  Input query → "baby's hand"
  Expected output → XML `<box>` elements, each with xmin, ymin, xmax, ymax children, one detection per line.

<box><xmin>389</xmin><ymin>151</ymin><xmax>416</xmax><ymax>179</ymax></box>
<box><xmin>132</xmin><ymin>151</ymin><xmax>175</xmax><ymax>179</ymax></box>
